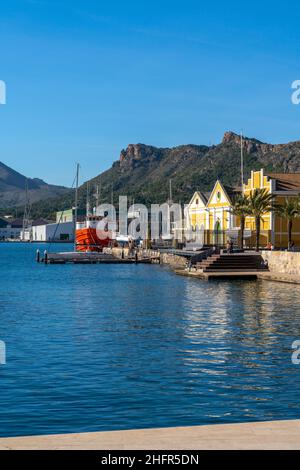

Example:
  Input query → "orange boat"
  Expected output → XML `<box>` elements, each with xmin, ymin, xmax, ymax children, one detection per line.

<box><xmin>76</xmin><ymin>215</ymin><xmax>113</xmax><ymax>252</ymax></box>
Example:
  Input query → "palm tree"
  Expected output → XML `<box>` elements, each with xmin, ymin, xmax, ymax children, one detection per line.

<box><xmin>275</xmin><ymin>198</ymin><xmax>300</xmax><ymax>249</ymax></box>
<box><xmin>247</xmin><ymin>189</ymin><xmax>274</xmax><ymax>252</ymax></box>
<box><xmin>230</xmin><ymin>194</ymin><xmax>251</xmax><ymax>249</ymax></box>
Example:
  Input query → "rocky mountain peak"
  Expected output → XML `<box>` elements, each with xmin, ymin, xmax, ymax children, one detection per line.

<box><xmin>222</xmin><ymin>131</ymin><xmax>267</xmax><ymax>154</ymax></box>
<box><xmin>119</xmin><ymin>143</ymin><xmax>163</xmax><ymax>170</ymax></box>
<box><xmin>120</xmin><ymin>144</ymin><xmax>142</xmax><ymax>162</ymax></box>
<box><xmin>222</xmin><ymin>131</ymin><xmax>241</xmax><ymax>144</ymax></box>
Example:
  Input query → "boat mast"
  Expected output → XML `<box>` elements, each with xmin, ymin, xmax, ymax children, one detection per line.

<box><xmin>74</xmin><ymin>163</ymin><xmax>79</xmax><ymax>251</ymax></box>
<box><xmin>22</xmin><ymin>180</ymin><xmax>28</xmax><ymax>238</ymax></box>
<box><xmin>95</xmin><ymin>182</ymin><xmax>101</xmax><ymax>214</ymax></box>
<box><xmin>22</xmin><ymin>179</ymin><xmax>31</xmax><ymax>241</ymax></box>
<box><xmin>168</xmin><ymin>179</ymin><xmax>173</xmax><ymax>239</ymax></box>
<box><xmin>111</xmin><ymin>183</ymin><xmax>114</xmax><ymax>206</ymax></box>
<box><xmin>96</xmin><ymin>184</ymin><xmax>99</xmax><ymax>209</ymax></box>
<box><xmin>86</xmin><ymin>181</ymin><xmax>90</xmax><ymax>217</ymax></box>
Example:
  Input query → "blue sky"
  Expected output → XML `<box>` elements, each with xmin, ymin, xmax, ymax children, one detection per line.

<box><xmin>1</xmin><ymin>0</ymin><xmax>300</xmax><ymax>186</ymax></box>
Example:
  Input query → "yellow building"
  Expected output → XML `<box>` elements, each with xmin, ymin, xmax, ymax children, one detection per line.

<box><xmin>185</xmin><ymin>191</ymin><xmax>208</xmax><ymax>247</ymax></box>
<box><xmin>206</xmin><ymin>180</ymin><xmax>237</xmax><ymax>230</ymax></box>
<box><xmin>186</xmin><ymin>169</ymin><xmax>300</xmax><ymax>249</ymax></box>
<box><xmin>186</xmin><ymin>191</ymin><xmax>208</xmax><ymax>231</ymax></box>
<box><xmin>244</xmin><ymin>169</ymin><xmax>300</xmax><ymax>248</ymax></box>
<box><xmin>186</xmin><ymin>169</ymin><xmax>300</xmax><ymax>248</ymax></box>
<box><xmin>186</xmin><ymin>180</ymin><xmax>240</xmax><ymax>246</ymax></box>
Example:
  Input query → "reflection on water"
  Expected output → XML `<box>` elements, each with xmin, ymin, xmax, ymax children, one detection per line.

<box><xmin>0</xmin><ymin>243</ymin><xmax>300</xmax><ymax>437</ymax></box>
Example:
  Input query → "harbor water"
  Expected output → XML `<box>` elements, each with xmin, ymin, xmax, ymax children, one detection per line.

<box><xmin>0</xmin><ymin>242</ymin><xmax>300</xmax><ymax>437</ymax></box>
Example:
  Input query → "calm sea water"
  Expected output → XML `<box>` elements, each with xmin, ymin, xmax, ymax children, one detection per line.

<box><xmin>0</xmin><ymin>242</ymin><xmax>300</xmax><ymax>437</ymax></box>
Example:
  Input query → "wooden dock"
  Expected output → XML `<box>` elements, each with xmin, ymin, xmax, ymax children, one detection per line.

<box><xmin>38</xmin><ymin>251</ymin><xmax>153</xmax><ymax>265</ymax></box>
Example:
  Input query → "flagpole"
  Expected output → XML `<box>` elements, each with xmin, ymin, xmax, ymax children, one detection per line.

<box><xmin>240</xmin><ymin>131</ymin><xmax>244</xmax><ymax>192</ymax></box>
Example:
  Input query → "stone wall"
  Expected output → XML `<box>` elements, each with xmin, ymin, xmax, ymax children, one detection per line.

<box><xmin>157</xmin><ymin>251</ymin><xmax>187</xmax><ymax>268</ymax></box>
<box><xmin>103</xmin><ymin>247</ymin><xmax>130</xmax><ymax>258</ymax></box>
<box><xmin>103</xmin><ymin>247</ymin><xmax>187</xmax><ymax>268</ymax></box>
<box><xmin>262</xmin><ymin>251</ymin><xmax>300</xmax><ymax>276</ymax></box>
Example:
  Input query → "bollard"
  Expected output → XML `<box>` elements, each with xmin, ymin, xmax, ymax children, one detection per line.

<box><xmin>44</xmin><ymin>250</ymin><xmax>48</xmax><ymax>264</ymax></box>
<box><xmin>36</xmin><ymin>249</ymin><xmax>40</xmax><ymax>263</ymax></box>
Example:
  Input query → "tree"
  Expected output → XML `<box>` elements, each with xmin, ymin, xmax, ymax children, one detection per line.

<box><xmin>230</xmin><ymin>194</ymin><xmax>251</xmax><ymax>249</ymax></box>
<box><xmin>275</xmin><ymin>198</ymin><xmax>300</xmax><ymax>249</ymax></box>
<box><xmin>247</xmin><ymin>189</ymin><xmax>274</xmax><ymax>252</ymax></box>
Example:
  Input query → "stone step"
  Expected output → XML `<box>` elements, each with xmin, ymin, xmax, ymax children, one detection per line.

<box><xmin>196</xmin><ymin>253</ymin><xmax>268</xmax><ymax>273</ymax></box>
<box><xmin>203</xmin><ymin>268</ymin><xmax>268</xmax><ymax>272</ymax></box>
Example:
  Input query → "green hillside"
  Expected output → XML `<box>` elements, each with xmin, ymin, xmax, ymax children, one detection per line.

<box><xmin>21</xmin><ymin>131</ymin><xmax>300</xmax><ymax>219</ymax></box>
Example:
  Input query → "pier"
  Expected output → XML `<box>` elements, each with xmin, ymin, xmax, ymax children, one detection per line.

<box><xmin>37</xmin><ymin>250</ymin><xmax>157</xmax><ymax>264</ymax></box>
<box><xmin>36</xmin><ymin>249</ymin><xmax>271</xmax><ymax>280</ymax></box>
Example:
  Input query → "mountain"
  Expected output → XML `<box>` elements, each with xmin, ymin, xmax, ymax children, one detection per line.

<box><xmin>26</xmin><ymin>131</ymin><xmax>300</xmax><ymax>219</ymax></box>
<box><xmin>0</xmin><ymin>161</ymin><xmax>70</xmax><ymax>209</ymax></box>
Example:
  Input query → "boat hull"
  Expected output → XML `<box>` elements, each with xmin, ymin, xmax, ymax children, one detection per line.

<box><xmin>76</xmin><ymin>228</ymin><xmax>111</xmax><ymax>252</ymax></box>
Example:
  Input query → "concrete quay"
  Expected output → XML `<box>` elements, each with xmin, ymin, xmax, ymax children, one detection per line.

<box><xmin>258</xmin><ymin>272</ymin><xmax>300</xmax><ymax>284</ymax></box>
<box><xmin>175</xmin><ymin>268</ymin><xmax>300</xmax><ymax>284</ymax></box>
<box><xmin>175</xmin><ymin>268</ymin><xmax>259</xmax><ymax>280</ymax></box>
<box><xmin>0</xmin><ymin>420</ymin><xmax>299</xmax><ymax>450</ymax></box>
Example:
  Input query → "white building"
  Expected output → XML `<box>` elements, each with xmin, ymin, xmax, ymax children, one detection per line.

<box><xmin>0</xmin><ymin>225</ymin><xmax>23</xmax><ymax>240</ymax></box>
<box><xmin>22</xmin><ymin>221</ymin><xmax>74</xmax><ymax>242</ymax></box>
<box><xmin>0</xmin><ymin>218</ymin><xmax>23</xmax><ymax>240</ymax></box>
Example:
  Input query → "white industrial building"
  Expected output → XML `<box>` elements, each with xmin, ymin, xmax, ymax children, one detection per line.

<box><xmin>0</xmin><ymin>218</ymin><xmax>23</xmax><ymax>240</ymax></box>
<box><xmin>22</xmin><ymin>221</ymin><xmax>74</xmax><ymax>242</ymax></box>
<box><xmin>0</xmin><ymin>225</ymin><xmax>23</xmax><ymax>240</ymax></box>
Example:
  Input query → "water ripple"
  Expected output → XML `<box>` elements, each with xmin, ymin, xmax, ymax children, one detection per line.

<box><xmin>0</xmin><ymin>243</ymin><xmax>300</xmax><ymax>437</ymax></box>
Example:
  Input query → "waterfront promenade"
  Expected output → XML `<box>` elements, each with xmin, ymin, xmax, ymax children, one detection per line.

<box><xmin>0</xmin><ymin>420</ymin><xmax>299</xmax><ymax>450</ymax></box>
